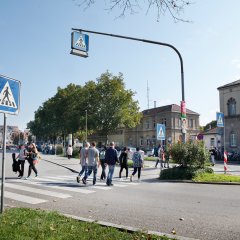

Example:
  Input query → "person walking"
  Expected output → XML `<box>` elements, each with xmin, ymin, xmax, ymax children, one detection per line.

<box><xmin>25</xmin><ymin>143</ymin><xmax>39</xmax><ymax>179</ymax></box>
<box><xmin>76</xmin><ymin>142</ymin><xmax>90</xmax><ymax>183</ymax></box>
<box><xmin>99</xmin><ymin>146</ymin><xmax>106</xmax><ymax>180</ymax></box>
<box><xmin>16</xmin><ymin>144</ymin><xmax>27</xmax><ymax>178</ymax></box>
<box><xmin>119</xmin><ymin>147</ymin><xmax>128</xmax><ymax>179</ymax></box>
<box><xmin>82</xmin><ymin>142</ymin><xmax>100</xmax><ymax>185</ymax></box>
<box><xmin>67</xmin><ymin>144</ymin><xmax>73</xmax><ymax>159</ymax></box>
<box><xmin>130</xmin><ymin>147</ymin><xmax>143</xmax><ymax>182</ymax></box>
<box><xmin>155</xmin><ymin>145</ymin><xmax>164</xmax><ymax>168</ymax></box>
<box><xmin>105</xmin><ymin>142</ymin><xmax>118</xmax><ymax>186</ymax></box>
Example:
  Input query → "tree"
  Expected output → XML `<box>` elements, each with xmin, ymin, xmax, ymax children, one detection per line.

<box><xmin>76</xmin><ymin>0</ymin><xmax>191</xmax><ymax>22</ymax></box>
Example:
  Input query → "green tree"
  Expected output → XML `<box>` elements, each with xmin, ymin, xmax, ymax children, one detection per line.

<box><xmin>76</xmin><ymin>0</ymin><xmax>191</xmax><ymax>22</ymax></box>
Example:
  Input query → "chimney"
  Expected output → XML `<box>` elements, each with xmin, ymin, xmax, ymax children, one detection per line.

<box><xmin>154</xmin><ymin>101</ymin><xmax>157</xmax><ymax>108</ymax></box>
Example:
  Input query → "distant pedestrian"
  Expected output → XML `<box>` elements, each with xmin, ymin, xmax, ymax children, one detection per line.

<box><xmin>105</xmin><ymin>142</ymin><xmax>118</xmax><ymax>186</ymax></box>
<box><xmin>82</xmin><ymin>142</ymin><xmax>100</xmax><ymax>185</ymax></box>
<box><xmin>25</xmin><ymin>143</ymin><xmax>39</xmax><ymax>179</ymax></box>
<box><xmin>16</xmin><ymin>144</ymin><xmax>27</xmax><ymax>178</ymax></box>
<box><xmin>67</xmin><ymin>145</ymin><xmax>73</xmax><ymax>159</ymax></box>
<box><xmin>119</xmin><ymin>147</ymin><xmax>128</xmax><ymax>179</ymax></box>
<box><xmin>155</xmin><ymin>145</ymin><xmax>164</xmax><ymax>168</ymax></box>
<box><xmin>99</xmin><ymin>146</ymin><xmax>107</xmax><ymax>180</ymax></box>
<box><xmin>130</xmin><ymin>147</ymin><xmax>143</xmax><ymax>182</ymax></box>
<box><xmin>76</xmin><ymin>142</ymin><xmax>89</xmax><ymax>183</ymax></box>
<box><xmin>209</xmin><ymin>147</ymin><xmax>216</xmax><ymax>166</ymax></box>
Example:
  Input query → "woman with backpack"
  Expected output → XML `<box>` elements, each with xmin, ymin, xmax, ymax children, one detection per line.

<box><xmin>25</xmin><ymin>143</ymin><xmax>39</xmax><ymax>179</ymax></box>
<box><xmin>130</xmin><ymin>147</ymin><xmax>144</xmax><ymax>182</ymax></box>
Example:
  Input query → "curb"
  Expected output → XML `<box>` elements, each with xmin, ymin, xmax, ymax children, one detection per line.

<box><xmin>63</xmin><ymin>213</ymin><xmax>199</xmax><ymax>240</ymax></box>
<box><xmin>158</xmin><ymin>179</ymin><xmax>240</xmax><ymax>185</ymax></box>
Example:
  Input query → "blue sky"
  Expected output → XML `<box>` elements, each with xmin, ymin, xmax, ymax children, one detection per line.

<box><xmin>1</xmin><ymin>0</ymin><xmax>240</xmax><ymax>130</ymax></box>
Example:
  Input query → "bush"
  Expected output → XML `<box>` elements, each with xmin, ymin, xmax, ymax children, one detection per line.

<box><xmin>72</xmin><ymin>148</ymin><xmax>80</xmax><ymax>158</ymax></box>
<box><xmin>159</xmin><ymin>166</ymin><xmax>214</xmax><ymax>180</ymax></box>
<box><xmin>56</xmin><ymin>145</ymin><xmax>63</xmax><ymax>155</ymax></box>
<box><xmin>170</xmin><ymin>141</ymin><xmax>210</xmax><ymax>168</ymax></box>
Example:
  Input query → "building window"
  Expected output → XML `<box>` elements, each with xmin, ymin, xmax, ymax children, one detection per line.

<box><xmin>178</xmin><ymin>118</ymin><xmax>181</xmax><ymax>128</ymax></box>
<box><xmin>161</xmin><ymin>118</ymin><xmax>167</xmax><ymax>126</ymax></box>
<box><xmin>188</xmin><ymin>119</ymin><xmax>193</xmax><ymax>128</ymax></box>
<box><xmin>230</xmin><ymin>133</ymin><xmax>237</xmax><ymax>147</ymax></box>
<box><xmin>146</xmin><ymin>120</ymin><xmax>150</xmax><ymax>129</ymax></box>
<box><xmin>210</xmin><ymin>138</ymin><xmax>215</xmax><ymax>147</ymax></box>
<box><xmin>153</xmin><ymin>120</ymin><xmax>156</xmax><ymax>128</ymax></box>
<box><xmin>227</xmin><ymin>98</ymin><xmax>236</xmax><ymax>116</ymax></box>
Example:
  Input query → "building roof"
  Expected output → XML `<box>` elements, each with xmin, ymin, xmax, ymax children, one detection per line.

<box><xmin>202</xmin><ymin>127</ymin><xmax>223</xmax><ymax>135</ymax></box>
<box><xmin>142</xmin><ymin>104</ymin><xmax>199</xmax><ymax>116</ymax></box>
<box><xmin>217</xmin><ymin>79</ymin><xmax>240</xmax><ymax>90</ymax></box>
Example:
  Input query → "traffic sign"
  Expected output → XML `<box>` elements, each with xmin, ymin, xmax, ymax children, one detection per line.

<box><xmin>71</xmin><ymin>31</ymin><xmax>89</xmax><ymax>58</ymax></box>
<box><xmin>0</xmin><ymin>75</ymin><xmax>20</xmax><ymax>115</ymax></box>
<box><xmin>216</xmin><ymin>112</ymin><xmax>224</xmax><ymax>127</ymax></box>
<box><xmin>156</xmin><ymin>124</ymin><xmax>165</xmax><ymax>141</ymax></box>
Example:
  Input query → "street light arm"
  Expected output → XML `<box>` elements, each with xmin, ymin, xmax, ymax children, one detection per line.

<box><xmin>72</xmin><ymin>28</ymin><xmax>185</xmax><ymax>101</ymax></box>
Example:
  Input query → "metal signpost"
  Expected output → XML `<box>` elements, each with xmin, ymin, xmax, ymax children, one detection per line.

<box><xmin>70</xmin><ymin>28</ymin><xmax>186</xmax><ymax>142</ymax></box>
<box><xmin>0</xmin><ymin>75</ymin><xmax>21</xmax><ymax>214</ymax></box>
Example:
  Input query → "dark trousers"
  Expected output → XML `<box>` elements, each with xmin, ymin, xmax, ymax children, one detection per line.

<box><xmin>100</xmin><ymin>160</ymin><xmax>106</xmax><ymax>180</ymax></box>
<box><xmin>83</xmin><ymin>165</ymin><xmax>97</xmax><ymax>184</ymax></box>
<box><xmin>119</xmin><ymin>165</ymin><xmax>128</xmax><ymax>178</ymax></box>
<box><xmin>18</xmin><ymin>160</ymin><xmax>25</xmax><ymax>176</ymax></box>
<box><xmin>132</xmin><ymin>167</ymin><xmax>141</xmax><ymax>179</ymax></box>
<box><xmin>28</xmin><ymin>160</ymin><xmax>38</xmax><ymax>177</ymax></box>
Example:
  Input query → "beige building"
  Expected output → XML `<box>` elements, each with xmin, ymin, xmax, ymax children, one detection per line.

<box><xmin>89</xmin><ymin>104</ymin><xmax>200</xmax><ymax>149</ymax></box>
<box><xmin>218</xmin><ymin>80</ymin><xmax>240</xmax><ymax>152</ymax></box>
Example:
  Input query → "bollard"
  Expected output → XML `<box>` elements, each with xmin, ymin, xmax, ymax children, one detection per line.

<box><xmin>224</xmin><ymin>151</ymin><xmax>228</xmax><ymax>174</ymax></box>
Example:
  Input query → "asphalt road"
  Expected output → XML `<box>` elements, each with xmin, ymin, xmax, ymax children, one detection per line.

<box><xmin>1</xmin><ymin>153</ymin><xmax>240</xmax><ymax>240</ymax></box>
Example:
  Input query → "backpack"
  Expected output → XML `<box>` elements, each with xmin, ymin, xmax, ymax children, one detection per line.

<box><xmin>12</xmin><ymin>153</ymin><xmax>20</xmax><ymax>173</ymax></box>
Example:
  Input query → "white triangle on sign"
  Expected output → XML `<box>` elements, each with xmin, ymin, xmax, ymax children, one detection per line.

<box><xmin>218</xmin><ymin>115</ymin><xmax>223</xmax><ymax>125</ymax></box>
<box><xmin>0</xmin><ymin>81</ymin><xmax>17</xmax><ymax>108</ymax></box>
<box><xmin>75</xmin><ymin>35</ymin><xmax>86</xmax><ymax>49</ymax></box>
<box><xmin>158</xmin><ymin>127</ymin><xmax>164</xmax><ymax>137</ymax></box>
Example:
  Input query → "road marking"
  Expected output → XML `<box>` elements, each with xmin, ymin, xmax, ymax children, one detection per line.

<box><xmin>5</xmin><ymin>183</ymin><xmax>71</xmax><ymax>199</ymax></box>
<box><xmin>0</xmin><ymin>191</ymin><xmax>47</xmax><ymax>204</ymax></box>
<box><xmin>12</xmin><ymin>179</ymin><xmax>95</xmax><ymax>194</ymax></box>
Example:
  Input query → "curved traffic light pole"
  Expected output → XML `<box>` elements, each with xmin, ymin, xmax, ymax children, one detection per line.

<box><xmin>72</xmin><ymin>28</ymin><xmax>186</xmax><ymax>143</ymax></box>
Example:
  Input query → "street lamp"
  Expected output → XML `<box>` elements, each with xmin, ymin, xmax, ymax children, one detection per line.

<box><xmin>85</xmin><ymin>110</ymin><xmax>88</xmax><ymax>142</ymax></box>
<box><xmin>72</xmin><ymin>28</ymin><xmax>186</xmax><ymax>143</ymax></box>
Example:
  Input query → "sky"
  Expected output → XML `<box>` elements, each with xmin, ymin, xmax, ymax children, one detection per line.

<box><xmin>1</xmin><ymin>0</ymin><xmax>240</xmax><ymax>131</ymax></box>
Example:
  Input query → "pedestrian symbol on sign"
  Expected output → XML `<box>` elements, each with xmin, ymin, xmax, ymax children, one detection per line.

<box><xmin>0</xmin><ymin>81</ymin><xmax>17</xmax><ymax>108</ymax></box>
<box><xmin>156</xmin><ymin>124</ymin><xmax>165</xmax><ymax>141</ymax></box>
<box><xmin>75</xmin><ymin>35</ymin><xmax>86</xmax><ymax>49</ymax></box>
<box><xmin>216</xmin><ymin>112</ymin><xmax>224</xmax><ymax>127</ymax></box>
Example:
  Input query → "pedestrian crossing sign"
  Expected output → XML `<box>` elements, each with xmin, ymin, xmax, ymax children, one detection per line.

<box><xmin>0</xmin><ymin>75</ymin><xmax>20</xmax><ymax>115</ymax></box>
<box><xmin>156</xmin><ymin>124</ymin><xmax>165</xmax><ymax>140</ymax></box>
<box><xmin>216</xmin><ymin>112</ymin><xmax>224</xmax><ymax>127</ymax></box>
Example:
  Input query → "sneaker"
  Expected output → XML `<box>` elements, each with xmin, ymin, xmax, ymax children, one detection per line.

<box><xmin>76</xmin><ymin>176</ymin><xmax>80</xmax><ymax>183</ymax></box>
<box><xmin>130</xmin><ymin>176</ymin><xmax>133</xmax><ymax>182</ymax></box>
<box><xmin>35</xmin><ymin>174</ymin><xmax>38</xmax><ymax>178</ymax></box>
<box><xmin>82</xmin><ymin>178</ymin><xmax>86</xmax><ymax>185</ymax></box>
<box><xmin>25</xmin><ymin>177</ymin><xmax>30</xmax><ymax>180</ymax></box>
<box><xmin>93</xmin><ymin>181</ymin><xmax>96</xmax><ymax>185</ymax></box>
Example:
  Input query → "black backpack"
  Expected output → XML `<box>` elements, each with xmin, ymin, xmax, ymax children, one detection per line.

<box><xmin>12</xmin><ymin>153</ymin><xmax>20</xmax><ymax>173</ymax></box>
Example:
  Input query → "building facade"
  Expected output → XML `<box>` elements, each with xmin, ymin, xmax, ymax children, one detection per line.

<box><xmin>89</xmin><ymin>104</ymin><xmax>200</xmax><ymax>149</ymax></box>
<box><xmin>218</xmin><ymin>80</ymin><xmax>240</xmax><ymax>152</ymax></box>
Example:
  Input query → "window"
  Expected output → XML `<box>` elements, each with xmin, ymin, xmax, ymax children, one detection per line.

<box><xmin>188</xmin><ymin>119</ymin><xmax>193</xmax><ymax>128</ymax></box>
<box><xmin>230</xmin><ymin>133</ymin><xmax>237</xmax><ymax>147</ymax></box>
<box><xmin>227</xmin><ymin>98</ymin><xmax>236</xmax><ymax>116</ymax></box>
<box><xmin>146</xmin><ymin>120</ymin><xmax>150</xmax><ymax>129</ymax></box>
<box><xmin>153</xmin><ymin>120</ymin><xmax>156</xmax><ymax>128</ymax></box>
<box><xmin>178</xmin><ymin>118</ymin><xmax>181</xmax><ymax>128</ymax></box>
<box><xmin>210</xmin><ymin>138</ymin><xmax>215</xmax><ymax>147</ymax></box>
<box><xmin>161</xmin><ymin>118</ymin><xmax>167</xmax><ymax>126</ymax></box>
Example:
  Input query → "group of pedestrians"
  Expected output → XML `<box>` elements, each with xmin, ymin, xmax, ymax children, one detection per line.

<box><xmin>14</xmin><ymin>143</ymin><xmax>40</xmax><ymax>179</ymax></box>
<box><xmin>76</xmin><ymin>141</ymin><xmax>144</xmax><ymax>186</ymax></box>
<box><xmin>154</xmin><ymin>144</ymin><xmax>169</xmax><ymax>169</ymax></box>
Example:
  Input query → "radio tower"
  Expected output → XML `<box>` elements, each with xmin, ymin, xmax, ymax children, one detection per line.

<box><xmin>147</xmin><ymin>80</ymin><xmax>150</xmax><ymax>109</ymax></box>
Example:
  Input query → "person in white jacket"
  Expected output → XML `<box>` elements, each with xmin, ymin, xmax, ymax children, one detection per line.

<box><xmin>67</xmin><ymin>145</ymin><xmax>73</xmax><ymax>159</ymax></box>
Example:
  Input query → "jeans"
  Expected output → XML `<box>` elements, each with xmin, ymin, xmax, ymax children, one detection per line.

<box><xmin>106</xmin><ymin>165</ymin><xmax>115</xmax><ymax>185</ymax></box>
<box><xmin>100</xmin><ymin>160</ymin><xmax>106</xmax><ymax>180</ymax></box>
<box><xmin>132</xmin><ymin>167</ymin><xmax>141</xmax><ymax>179</ymax></box>
<box><xmin>27</xmin><ymin>160</ymin><xmax>38</xmax><ymax>177</ymax></box>
<box><xmin>78</xmin><ymin>165</ymin><xmax>87</xmax><ymax>177</ymax></box>
<box><xmin>83</xmin><ymin>165</ymin><xmax>97</xmax><ymax>183</ymax></box>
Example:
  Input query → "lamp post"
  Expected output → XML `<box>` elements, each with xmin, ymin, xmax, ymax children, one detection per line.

<box><xmin>85</xmin><ymin>110</ymin><xmax>88</xmax><ymax>142</ymax></box>
<box><xmin>72</xmin><ymin>28</ymin><xmax>186</xmax><ymax>143</ymax></box>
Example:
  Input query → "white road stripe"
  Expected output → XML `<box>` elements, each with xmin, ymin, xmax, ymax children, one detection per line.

<box><xmin>5</xmin><ymin>183</ymin><xmax>71</xmax><ymax>199</ymax></box>
<box><xmin>11</xmin><ymin>179</ymin><xmax>95</xmax><ymax>194</ymax></box>
<box><xmin>1</xmin><ymin>191</ymin><xmax>47</xmax><ymax>204</ymax></box>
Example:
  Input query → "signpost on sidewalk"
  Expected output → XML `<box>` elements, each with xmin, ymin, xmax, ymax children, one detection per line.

<box><xmin>0</xmin><ymin>74</ymin><xmax>21</xmax><ymax>214</ymax></box>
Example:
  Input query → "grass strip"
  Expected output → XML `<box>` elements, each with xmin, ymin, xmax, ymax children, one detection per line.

<box><xmin>193</xmin><ymin>173</ymin><xmax>240</xmax><ymax>183</ymax></box>
<box><xmin>0</xmin><ymin>208</ymin><xmax>174</xmax><ymax>240</ymax></box>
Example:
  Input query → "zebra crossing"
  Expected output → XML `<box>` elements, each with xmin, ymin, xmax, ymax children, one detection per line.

<box><xmin>1</xmin><ymin>175</ymin><xmax>140</xmax><ymax>205</ymax></box>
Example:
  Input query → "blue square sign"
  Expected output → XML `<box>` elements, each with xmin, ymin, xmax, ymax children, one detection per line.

<box><xmin>0</xmin><ymin>75</ymin><xmax>21</xmax><ymax>115</ymax></box>
<box><xmin>71</xmin><ymin>31</ymin><xmax>89</xmax><ymax>52</ymax></box>
<box><xmin>156</xmin><ymin>124</ymin><xmax>165</xmax><ymax>141</ymax></box>
<box><xmin>216</xmin><ymin>112</ymin><xmax>224</xmax><ymax>127</ymax></box>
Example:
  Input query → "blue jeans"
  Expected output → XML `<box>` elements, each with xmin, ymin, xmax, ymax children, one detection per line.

<box><xmin>83</xmin><ymin>165</ymin><xmax>97</xmax><ymax>183</ymax></box>
<box><xmin>78</xmin><ymin>165</ymin><xmax>87</xmax><ymax>177</ymax></box>
<box><xmin>106</xmin><ymin>165</ymin><xmax>115</xmax><ymax>185</ymax></box>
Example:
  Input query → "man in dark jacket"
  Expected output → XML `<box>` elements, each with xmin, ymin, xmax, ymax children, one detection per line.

<box><xmin>105</xmin><ymin>142</ymin><xmax>118</xmax><ymax>186</ymax></box>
